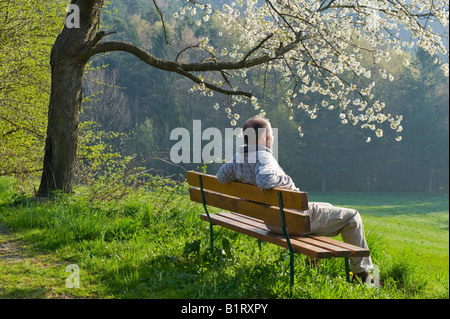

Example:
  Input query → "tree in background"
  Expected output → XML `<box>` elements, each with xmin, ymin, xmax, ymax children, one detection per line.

<box><xmin>19</xmin><ymin>0</ymin><xmax>448</xmax><ymax>196</ymax></box>
<box><xmin>81</xmin><ymin>68</ymin><xmax>132</xmax><ymax>133</ymax></box>
<box><xmin>0</xmin><ymin>0</ymin><xmax>64</xmax><ymax>185</ymax></box>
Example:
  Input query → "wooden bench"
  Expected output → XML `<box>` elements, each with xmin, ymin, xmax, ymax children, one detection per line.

<box><xmin>187</xmin><ymin>171</ymin><xmax>370</xmax><ymax>289</ymax></box>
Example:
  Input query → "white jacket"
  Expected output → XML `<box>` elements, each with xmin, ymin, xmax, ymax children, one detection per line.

<box><xmin>216</xmin><ymin>145</ymin><xmax>298</xmax><ymax>191</ymax></box>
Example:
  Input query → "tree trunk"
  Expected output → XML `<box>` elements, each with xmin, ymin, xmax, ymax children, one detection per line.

<box><xmin>37</xmin><ymin>54</ymin><xmax>86</xmax><ymax>196</ymax></box>
<box><xmin>37</xmin><ymin>0</ymin><xmax>103</xmax><ymax>196</ymax></box>
<box><xmin>35</xmin><ymin>0</ymin><xmax>296</xmax><ymax>196</ymax></box>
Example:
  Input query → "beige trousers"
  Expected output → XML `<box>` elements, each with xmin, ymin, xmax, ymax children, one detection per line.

<box><xmin>306</xmin><ymin>202</ymin><xmax>373</xmax><ymax>273</ymax></box>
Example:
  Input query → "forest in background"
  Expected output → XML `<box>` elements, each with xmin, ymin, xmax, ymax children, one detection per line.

<box><xmin>1</xmin><ymin>0</ymin><xmax>449</xmax><ymax>194</ymax></box>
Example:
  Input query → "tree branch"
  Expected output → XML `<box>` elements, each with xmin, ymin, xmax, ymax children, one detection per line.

<box><xmin>91</xmin><ymin>35</ymin><xmax>300</xmax><ymax>72</ymax></box>
<box><xmin>0</xmin><ymin>115</ymin><xmax>45</xmax><ymax>140</ymax></box>
<box><xmin>88</xmin><ymin>35</ymin><xmax>302</xmax><ymax>97</ymax></box>
<box><xmin>242</xmin><ymin>33</ymin><xmax>274</xmax><ymax>62</ymax></box>
<box><xmin>152</xmin><ymin>0</ymin><xmax>171</xmax><ymax>45</ymax></box>
<box><xmin>89</xmin><ymin>41</ymin><xmax>249</xmax><ymax>96</ymax></box>
<box><xmin>175</xmin><ymin>67</ymin><xmax>252</xmax><ymax>97</ymax></box>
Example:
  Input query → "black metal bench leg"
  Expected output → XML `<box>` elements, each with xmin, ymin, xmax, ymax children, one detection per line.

<box><xmin>289</xmin><ymin>250</ymin><xmax>294</xmax><ymax>295</ymax></box>
<box><xmin>208</xmin><ymin>224</ymin><xmax>214</xmax><ymax>253</ymax></box>
<box><xmin>345</xmin><ymin>257</ymin><xmax>351</xmax><ymax>283</ymax></box>
<box><xmin>199</xmin><ymin>175</ymin><xmax>214</xmax><ymax>253</ymax></box>
<box><xmin>278</xmin><ymin>191</ymin><xmax>295</xmax><ymax>296</ymax></box>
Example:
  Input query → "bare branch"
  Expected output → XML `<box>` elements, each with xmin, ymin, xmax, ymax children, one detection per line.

<box><xmin>0</xmin><ymin>115</ymin><xmax>45</xmax><ymax>140</ymax></box>
<box><xmin>152</xmin><ymin>0</ymin><xmax>171</xmax><ymax>45</ymax></box>
<box><xmin>175</xmin><ymin>44</ymin><xmax>199</xmax><ymax>62</ymax></box>
<box><xmin>87</xmin><ymin>33</ymin><xmax>302</xmax><ymax>97</ymax></box>
<box><xmin>89</xmin><ymin>41</ymin><xmax>251</xmax><ymax>97</ymax></box>
<box><xmin>175</xmin><ymin>67</ymin><xmax>252</xmax><ymax>97</ymax></box>
<box><xmin>90</xmin><ymin>30</ymin><xmax>301</xmax><ymax>70</ymax></box>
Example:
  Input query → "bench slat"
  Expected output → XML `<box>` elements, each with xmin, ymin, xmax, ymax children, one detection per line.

<box><xmin>231</xmin><ymin>212</ymin><xmax>264</xmax><ymax>224</ymax></box>
<box><xmin>304</xmin><ymin>235</ymin><xmax>370</xmax><ymax>257</ymax></box>
<box><xmin>222</xmin><ymin>213</ymin><xmax>352</xmax><ymax>258</ymax></box>
<box><xmin>292</xmin><ymin>236</ymin><xmax>352</xmax><ymax>258</ymax></box>
<box><xmin>230</xmin><ymin>213</ymin><xmax>369</xmax><ymax>257</ymax></box>
<box><xmin>218</xmin><ymin>213</ymin><xmax>266</xmax><ymax>229</ymax></box>
<box><xmin>188</xmin><ymin>171</ymin><xmax>308</xmax><ymax>210</ymax></box>
<box><xmin>200</xmin><ymin>214</ymin><xmax>332</xmax><ymax>259</ymax></box>
<box><xmin>190</xmin><ymin>187</ymin><xmax>310</xmax><ymax>234</ymax></box>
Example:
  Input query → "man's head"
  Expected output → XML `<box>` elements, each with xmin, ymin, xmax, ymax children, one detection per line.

<box><xmin>243</xmin><ymin>116</ymin><xmax>274</xmax><ymax>149</ymax></box>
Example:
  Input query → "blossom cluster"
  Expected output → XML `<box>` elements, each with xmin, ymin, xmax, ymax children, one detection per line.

<box><xmin>174</xmin><ymin>0</ymin><xmax>449</xmax><ymax>141</ymax></box>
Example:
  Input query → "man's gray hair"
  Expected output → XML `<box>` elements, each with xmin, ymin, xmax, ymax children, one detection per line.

<box><xmin>243</xmin><ymin>116</ymin><xmax>270</xmax><ymax>145</ymax></box>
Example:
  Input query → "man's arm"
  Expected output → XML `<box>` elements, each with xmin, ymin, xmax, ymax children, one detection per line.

<box><xmin>217</xmin><ymin>162</ymin><xmax>236</xmax><ymax>184</ymax></box>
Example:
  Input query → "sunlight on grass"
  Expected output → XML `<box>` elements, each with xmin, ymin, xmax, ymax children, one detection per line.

<box><xmin>0</xmin><ymin>177</ymin><xmax>448</xmax><ymax>299</ymax></box>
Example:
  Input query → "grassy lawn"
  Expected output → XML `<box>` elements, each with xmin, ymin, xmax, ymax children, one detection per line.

<box><xmin>0</xmin><ymin>177</ymin><xmax>448</xmax><ymax>299</ymax></box>
<box><xmin>309</xmin><ymin>192</ymin><xmax>449</xmax><ymax>297</ymax></box>
<box><xmin>309</xmin><ymin>192</ymin><xmax>449</xmax><ymax>258</ymax></box>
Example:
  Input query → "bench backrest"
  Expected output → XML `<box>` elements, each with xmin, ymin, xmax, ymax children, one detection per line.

<box><xmin>187</xmin><ymin>171</ymin><xmax>311</xmax><ymax>234</ymax></box>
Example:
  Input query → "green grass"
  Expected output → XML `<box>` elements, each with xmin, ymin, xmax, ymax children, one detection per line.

<box><xmin>308</xmin><ymin>192</ymin><xmax>449</xmax><ymax>298</ymax></box>
<box><xmin>0</xmin><ymin>177</ymin><xmax>448</xmax><ymax>299</ymax></box>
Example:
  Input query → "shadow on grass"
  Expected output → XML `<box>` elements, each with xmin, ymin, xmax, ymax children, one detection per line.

<box><xmin>0</xmin><ymin>287</ymin><xmax>47</xmax><ymax>299</ymax></box>
<box><xmin>95</xmin><ymin>248</ymin><xmax>295</xmax><ymax>299</ymax></box>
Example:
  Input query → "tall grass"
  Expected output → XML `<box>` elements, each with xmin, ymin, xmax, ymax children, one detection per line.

<box><xmin>0</xmin><ymin>176</ymin><xmax>448</xmax><ymax>299</ymax></box>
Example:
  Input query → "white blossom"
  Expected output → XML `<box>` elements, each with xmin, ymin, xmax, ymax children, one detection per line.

<box><xmin>177</xmin><ymin>0</ymin><xmax>448</xmax><ymax>140</ymax></box>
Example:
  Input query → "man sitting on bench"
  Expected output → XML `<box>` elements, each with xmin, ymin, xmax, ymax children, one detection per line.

<box><xmin>216</xmin><ymin>116</ymin><xmax>373</xmax><ymax>283</ymax></box>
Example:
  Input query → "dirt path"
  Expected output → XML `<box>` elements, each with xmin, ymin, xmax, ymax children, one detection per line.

<box><xmin>0</xmin><ymin>224</ymin><xmax>74</xmax><ymax>299</ymax></box>
<box><xmin>0</xmin><ymin>224</ymin><xmax>27</xmax><ymax>262</ymax></box>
